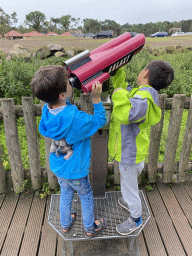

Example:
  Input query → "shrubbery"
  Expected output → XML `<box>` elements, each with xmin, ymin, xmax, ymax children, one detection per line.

<box><xmin>0</xmin><ymin>49</ymin><xmax>192</xmax><ymax>172</ymax></box>
<box><xmin>0</xmin><ymin>48</ymin><xmax>192</xmax><ymax>105</ymax></box>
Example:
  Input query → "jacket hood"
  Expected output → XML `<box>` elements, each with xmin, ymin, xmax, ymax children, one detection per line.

<box><xmin>135</xmin><ymin>86</ymin><xmax>161</xmax><ymax>125</ymax></box>
<box><xmin>39</xmin><ymin>102</ymin><xmax>77</xmax><ymax>141</ymax></box>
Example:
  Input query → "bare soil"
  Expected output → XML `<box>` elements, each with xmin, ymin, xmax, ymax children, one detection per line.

<box><xmin>0</xmin><ymin>37</ymin><xmax>107</xmax><ymax>54</ymax></box>
<box><xmin>0</xmin><ymin>36</ymin><xmax>192</xmax><ymax>54</ymax></box>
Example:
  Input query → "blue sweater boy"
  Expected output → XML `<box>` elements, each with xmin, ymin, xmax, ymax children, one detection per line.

<box><xmin>31</xmin><ymin>65</ymin><xmax>107</xmax><ymax>237</ymax></box>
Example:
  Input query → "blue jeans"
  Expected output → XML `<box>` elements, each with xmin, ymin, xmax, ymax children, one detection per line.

<box><xmin>57</xmin><ymin>175</ymin><xmax>95</xmax><ymax>232</ymax></box>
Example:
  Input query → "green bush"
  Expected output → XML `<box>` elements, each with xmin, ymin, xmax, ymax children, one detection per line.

<box><xmin>0</xmin><ymin>50</ymin><xmax>192</xmax><ymax>173</ymax></box>
<box><xmin>0</xmin><ymin>55</ymin><xmax>69</xmax><ymax>105</ymax></box>
<box><xmin>0</xmin><ymin>50</ymin><xmax>192</xmax><ymax>103</ymax></box>
<box><xmin>0</xmin><ymin>56</ymin><xmax>42</xmax><ymax>104</ymax></box>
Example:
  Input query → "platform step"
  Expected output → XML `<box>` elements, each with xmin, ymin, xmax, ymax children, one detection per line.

<box><xmin>48</xmin><ymin>191</ymin><xmax>150</xmax><ymax>242</ymax></box>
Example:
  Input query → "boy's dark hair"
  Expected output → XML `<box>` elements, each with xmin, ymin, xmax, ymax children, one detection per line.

<box><xmin>31</xmin><ymin>65</ymin><xmax>68</xmax><ymax>103</ymax></box>
<box><xmin>146</xmin><ymin>60</ymin><xmax>174</xmax><ymax>91</ymax></box>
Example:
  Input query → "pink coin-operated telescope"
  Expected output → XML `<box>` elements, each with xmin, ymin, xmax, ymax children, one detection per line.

<box><xmin>63</xmin><ymin>32</ymin><xmax>145</xmax><ymax>93</ymax></box>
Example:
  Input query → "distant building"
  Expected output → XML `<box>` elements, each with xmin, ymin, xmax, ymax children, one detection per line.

<box><xmin>4</xmin><ymin>30</ymin><xmax>23</xmax><ymax>40</ymax></box>
<box><xmin>45</xmin><ymin>32</ymin><xmax>58</xmax><ymax>36</ymax></box>
<box><xmin>22</xmin><ymin>33</ymin><xmax>31</xmax><ymax>38</ymax></box>
<box><xmin>27</xmin><ymin>31</ymin><xmax>43</xmax><ymax>37</ymax></box>
<box><xmin>21</xmin><ymin>31</ymin><xmax>43</xmax><ymax>37</ymax></box>
<box><xmin>60</xmin><ymin>32</ymin><xmax>71</xmax><ymax>36</ymax></box>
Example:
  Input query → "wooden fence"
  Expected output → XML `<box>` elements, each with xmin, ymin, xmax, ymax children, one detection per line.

<box><xmin>0</xmin><ymin>94</ymin><xmax>192</xmax><ymax>193</ymax></box>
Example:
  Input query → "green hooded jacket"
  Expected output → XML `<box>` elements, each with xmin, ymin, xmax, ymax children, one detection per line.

<box><xmin>108</xmin><ymin>68</ymin><xmax>161</xmax><ymax>164</ymax></box>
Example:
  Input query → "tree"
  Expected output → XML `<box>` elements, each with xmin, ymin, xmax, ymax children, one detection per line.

<box><xmin>0</xmin><ymin>8</ymin><xmax>11</xmax><ymax>36</ymax></box>
<box><xmin>0</xmin><ymin>23</ymin><xmax>10</xmax><ymax>36</ymax></box>
<box><xmin>181</xmin><ymin>19</ymin><xmax>192</xmax><ymax>32</ymax></box>
<box><xmin>60</xmin><ymin>15</ymin><xmax>71</xmax><ymax>31</ymax></box>
<box><xmin>121</xmin><ymin>23</ymin><xmax>132</xmax><ymax>34</ymax></box>
<box><xmin>101</xmin><ymin>19</ymin><xmax>121</xmax><ymax>36</ymax></box>
<box><xmin>50</xmin><ymin>17</ymin><xmax>60</xmax><ymax>29</ymax></box>
<box><xmin>83</xmin><ymin>19</ymin><xmax>100</xmax><ymax>33</ymax></box>
<box><xmin>70</xmin><ymin>17</ymin><xmax>78</xmax><ymax>29</ymax></box>
<box><xmin>0</xmin><ymin>7</ymin><xmax>11</xmax><ymax>26</ymax></box>
<box><xmin>11</xmin><ymin>11</ymin><xmax>18</xmax><ymax>28</ymax></box>
<box><xmin>25</xmin><ymin>11</ymin><xmax>46</xmax><ymax>31</ymax></box>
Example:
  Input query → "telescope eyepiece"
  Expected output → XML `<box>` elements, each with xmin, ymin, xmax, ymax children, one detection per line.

<box><xmin>69</xmin><ymin>77</ymin><xmax>76</xmax><ymax>87</ymax></box>
<box><xmin>69</xmin><ymin>76</ymin><xmax>82</xmax><ymax>91</ymax></box>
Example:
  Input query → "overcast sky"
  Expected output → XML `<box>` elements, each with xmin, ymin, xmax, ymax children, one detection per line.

<box><xmin>1</xmin><ymin>0</ymin><xmax>192</xmax><ymax>27</ymax></box>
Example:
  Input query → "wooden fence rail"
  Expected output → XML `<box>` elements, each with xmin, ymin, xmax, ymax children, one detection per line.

<box><xmin>0</xmin><ymin>94</ymin><xmax>192</xmax><ymax>193</ymax></box>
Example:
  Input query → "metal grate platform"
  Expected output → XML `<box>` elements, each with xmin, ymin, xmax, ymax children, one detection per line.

<box><xmin>48</xmin><ymin>191</ymin><xmax>151</xmax><ymax>242</ymax></box>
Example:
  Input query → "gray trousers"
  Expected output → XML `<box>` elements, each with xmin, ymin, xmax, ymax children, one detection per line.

<box><xmin>119</xmin><ymin>161</ymin><xmax>144</xmax><ymax>218</ymax></box>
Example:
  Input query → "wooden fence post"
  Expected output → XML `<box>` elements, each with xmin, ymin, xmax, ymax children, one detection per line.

<box><xmin>0</xmin><ymin>145</ymin><xmax>6</xmax><ymax>193</ymax></box>
<box><xmin>40</xmin><ymin>101</ymin><xmax>58</xmax><ymax>190</ymax></box>
<box><xmin>22</xmin><ymin>97</ymin><xmax>42</xmax><ymax>190</ymax></box>
<box><xmin>178</xmin><ymin>95</ymin><xmax>192</xmax><ymax>182</ymax></box>
<box><xmin>163</xmin><ymin>94</ymin><xmax>186</xmax><ymax>183</ymax></box>
<box><xmin>80</xmin><ymin>94</ymin><xmax>94</xmax><ymax>185</ymax></box>
<box><xmin>1</xmin><ymin>99</ymin><xmax>24</xmax><ymax>193</ymax></box>
<box><xmin>148</xmin><ymin>94</ymin><xmax>166</xmax><ymax>183</ymax></box>
<box><xmin>114</xmin><ymin>160</ymin><xmax>120</xmax><ymax>185</ymax></box>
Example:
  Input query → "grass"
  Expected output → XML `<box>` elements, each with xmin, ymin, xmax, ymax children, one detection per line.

<box><xmin>145</xmin><ymin>35</ymin><xmax>192</xmax><ymax>43</ymax></box>
<box><xmin>146</xmin><ymin>37</ymin><xmax>172</xmax><ymax>43</ymax></box>
<box><xmin>33</xmin><ymin>35</ymin><xmax>110</xmax><ymax>43</ymax></box>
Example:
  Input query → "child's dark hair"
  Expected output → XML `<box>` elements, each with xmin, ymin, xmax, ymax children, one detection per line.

<box><xmin>146</xmin><ymin>60</ymin><xmax>174</xmax><ymax>91</ymax></box>
<box><xmin>31</xmin><ymin>65</ymin><xmax>68</xmax><ymax>103</ymax></box>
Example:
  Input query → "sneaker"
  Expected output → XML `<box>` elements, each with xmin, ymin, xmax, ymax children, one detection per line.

<box><xmin>118</xmin><ymin>197</ymin><xmax>130</xmax><ymax>212</ymax></box>
<box><xmin>116</xmin><ymin>216</ymin><xmax>142</xmax><ymax>235</ymax></box>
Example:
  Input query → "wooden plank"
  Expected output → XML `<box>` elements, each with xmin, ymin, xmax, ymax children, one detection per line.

<box><xmin>0</xmin><ymin>192</ymin><xmax>19</xmax><ymax>251</ymax></box>
<box><xmin>179</xmin><ymin>95</ymin><xmax>192</xmax><ymax>181</ymax></box>
<box><xmin>80</xmin><ymin>94</ymin><xmax>94</xmax><ymax>191</ymax></box>
<box><xmin>22</xmin><ymin>97</ymin><xmax>42</xmax><ymax>190</ymax></box>
<box><xmin>165</xmin><ymin>97</ymin><xmax>191</xmax><ymax>110</ymax></box>
<box><xmin>158</xmin><ymin>183</ymin><xmax>192</xmax><ymax>256</ymax></box>
<box><xmin>137</xmin><ymin>232</ymin><xmax>149</xmax><ymax>256</ymax></box>
<box><xmin>163</xmin><ymin>94</ymin><xmax>186</xmax><ymax>183</ymax></box>
<box><xmin>114</xmin><ymin>160</ymin><xmax>120</xmax><ymax>185</ymax></box>
<box><xmin>19</xmin><ymin>195</ymin><xmax>47</xmax><ymax>256</ymax></box>
<box><xmin>0</xmin><ymin>145</ymin><xmax>6</xmax><ymax>193</ymax></box>
<box><xmin>148</xmin><ymin>94</ymin><xmax>166</xmax><ymax>183</ymax></box>
<box><xmin>1</xmin><ymin>99</ymin><xmax>24</xmax><ymax>193</ymax></box>
<box><xmin>38</xmin><ymin>196</ymin><xmax>57</xmax><ymax>256</ymax></box>
<box><xmin>56</xmin><ymin>235</ymin><xmax>64</xmax><ymax>256</ymax></box>
<box><xmin>143</xmin><ymin>190</ymin><xmax>167</xmax><ymax>256</ymax></box>
<box><xmin>0</xmin><ymin>193</ymin><xmax>6</xmax><ymax>206</ymax></box>
<box><xmin>171</xmin><ymin>184</ymin><xmax>192</xmax><ymax>226</ymax></box>
<box><xmin>146</xmin><ymin>186</ymin><xmax>185</xmax><ymax>256</ymax></box>
<box><xmin>184</xmin><ymin>182</ymin><xmax>192</xmax><ymax>199</ymax></box>
<box><xmin>1</xmin><ymin>97</ymin><xmax>191</xmax><ymax>119</ymax></box>
<box><xmin>1</xmin><ymin>192</ymin><xmax>33</xmax><ymax>256</ymax></box>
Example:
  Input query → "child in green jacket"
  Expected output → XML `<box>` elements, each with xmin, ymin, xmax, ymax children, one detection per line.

<box><xmin>108</xmin><ymin>60</ymin><xmax>174</xmax><ymax>235</ymax></box>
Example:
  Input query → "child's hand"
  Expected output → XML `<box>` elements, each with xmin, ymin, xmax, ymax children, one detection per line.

<box><xmin>91</xmin><ymin>81</ymin><xmax>102</xmax><ymax>104</ymax></box>
<box><xmin>113</xmin><ymin>87</ymin><xmax>124</xmax><ymax>94</ymax></box>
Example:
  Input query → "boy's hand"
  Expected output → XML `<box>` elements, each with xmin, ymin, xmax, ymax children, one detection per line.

<box><xmin>91</xmin><ymin>81</ymin><xmax>102</xmax><ymax>104</ymax></box>
<box><xmin>113</xmin><ymin>87</ymin><xmax>124</xmax><ymax>94</ymax></box>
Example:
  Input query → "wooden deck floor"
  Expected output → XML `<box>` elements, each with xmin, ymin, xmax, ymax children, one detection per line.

<box><xmin>0</xmin><ymin>182</ymin><xmax>192</xmax><ymax>256</ymax></box>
